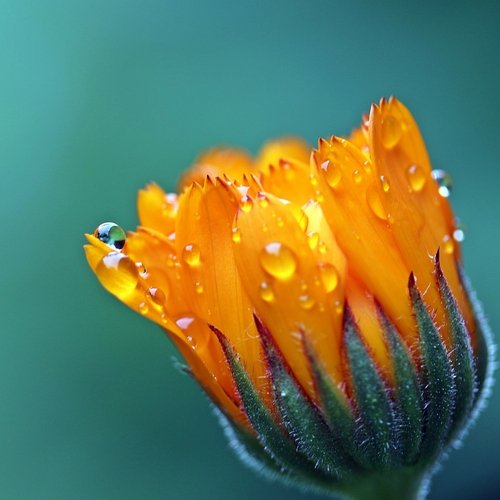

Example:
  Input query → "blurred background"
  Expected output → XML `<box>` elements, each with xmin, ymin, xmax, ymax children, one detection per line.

<box><xmin>1</xmin><ymin>0</ymin><xmax>499</xmax><ymax>498</ymax></box>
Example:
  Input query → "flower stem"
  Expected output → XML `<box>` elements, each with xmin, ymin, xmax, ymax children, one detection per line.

<box><xmin>336</xmin><ymin>468</ymin><xmax>427</xmax><ymax>500</ymax></box>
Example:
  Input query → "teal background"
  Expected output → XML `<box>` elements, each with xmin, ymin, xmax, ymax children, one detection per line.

<box><xmin>1</xmin><ymin>0</ymin><xmax>499</xmax><ymax>498</ymax></box>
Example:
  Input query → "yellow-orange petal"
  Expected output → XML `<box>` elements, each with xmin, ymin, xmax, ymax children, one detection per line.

<box><xmin>254</xmin><ymin>137</ymin><xmax>310</xmax><ymax>174</ymax></box>
<box><xmin>174</xmin><ymin>179</ymin><xmax>270</xmax><ymax>402</ymax></box>
<box><xmin>233</xmin><ymin>192</ymin><xmax>345</xmax><ymax>399</ymax></box>
<box><xmin>313</xmin><ymin>136</ymin><xmax>415</xmax><ymax>341</ymax></box>
<box><xmin>368</xmin><ymin>98</ymin><xmax>472</xmax><ymax>345</ymax></box>
<box><xmin>178</xmin><ymin>148</ymin><xmax>253</xmax><ymax>190</ymax></box>
<box><xmin>137</xmin><ymin>183</ymin><xmax>178</xmax><ymax>237</ymax></box>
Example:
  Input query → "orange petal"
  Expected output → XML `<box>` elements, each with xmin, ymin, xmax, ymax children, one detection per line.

<box><xmin>137</xmin><ymin>183</ymin><xmax>178</xmax><ymax>237</ymax></box>
<box><xmin>174</xmin><ymin>179</ymin><xmax>270</xmax><ymax>403</ymax></box>
<box><xmin>178</xmin><ymin>148</ymin><xmax>253</xmax><ymax>190</ymax></box>
<box><xmin>254</xmin><ymin>137</ymin><xmax>310</xmax><ymax>174</ymax></box>
<box><xmin>313</xmin><ymin>136</ymin><xmax>415</xmax><ymax>341</ymax></box>
<box><xmin>369</xmin><ymin>98</ymin><xmax>471</xmax><ymax>344</ymax></box>
<box><xmin>233</xmin><ymin>192</ymin><xmax>346</xmax><ymax>399</ymax></box>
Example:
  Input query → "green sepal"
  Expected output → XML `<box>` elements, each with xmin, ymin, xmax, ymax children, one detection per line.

<box><xmin>343</xmin><ymin>305</ymin><xmax>397</xmax><ymax>469</ymax></box>
<box><xmin>209</xmin><ymin>324</ymin><xmax>319</xmax><ymax>478</ymax></box>
<box><xmin>254</xmin><ymin>315</ymin><xmax>354</xmax><ymax>479</ymax></box>
<box><xmin>434</xmin><ymin>252</ymin><xmax>476</xmax><ymax>436</ymax></box>
<box><xmin>376</xmin><ymin>302</ymin><xmax>423</xmax><ymax>465</ymax></box>
<box><xmin>408</xmin><ymin>273</ymin><xmax>456</xmax><ymax>460</ymax></box>
<box><xmin>302</xmin><ymin>334</ymin><xmax>366</xmax><ymax>469</ymax></box>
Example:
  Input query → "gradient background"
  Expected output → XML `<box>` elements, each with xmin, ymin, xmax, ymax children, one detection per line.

<box><xmin>1</xmin><ymin>0</ymin><xmax>499</xmax><ymax>498</ymax></box>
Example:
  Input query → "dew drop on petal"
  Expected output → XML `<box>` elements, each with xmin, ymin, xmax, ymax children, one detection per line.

<box><xmin>96</xmin><ymin>252</ymin><xmax>139</xmax><ymax>297</ymax></box>
<box><xmin>307</xmin><ymin>231</ymin><xmax>319</xmax><ymax>250</ymax></box>
<box><xmin>442</xmin><ymin>234</ymin><xmax>454</xmax><ymax>255</ymax></box>
<box><xmin>175</xmin><ymin>315</ymin><xmax>209</xmax><ymax>351</ymax></box>
<box><xmin>259</xmin><ymin>281</ymin><xmax>275</xmax><ymax>303</ymax></box>
<box><xmin>240</xmin><ymin>195</ymin><xmax>253</xmax><ymax>213</ymax></box>
<box><xmin>380</xmin><ymin>175</ymin><xmax>390</xmax><ymax>192</ymax></box>
<box><xmin>299</xmin><ymin>294</ymin><xmax>315</xmax><ymax>310</ymax></box>
<box><xmin>195</xmin><ymin>281</ymin><xmax>204</xmax><ymax>294</ymax></box>
<box><xmin>232</xmin><ymin>227</ymin><xmax>241</xmax><ymax>244</ymax></box>
<box><xmin>260</xmin><ymin>242</ymin><xmax>297</xmax><ymax>280</ymax></box>
<box><xmin>431</xmin><ymin>169</ymin><xmax>453</xmax><ymax>198</ymax></box>
<box><xmin>139</xmin><ymin>302</ymin><xmax>149</xmax><ymax>315</ymax></box>
<box><xmin>182</xmin><ymin>244</ymin><xmax>201</xmax><ymax>267</ymax></box>
<box><xmin>94</xmin><ymin>222</ymin><xmax>127</xmax><ymax>250</ymax></box>
<box><xmin>407</xmin><ymin>164</ymin><xmax>426</xmax><ymax>192</ymax></box>
<box><xmin>381</xmin><ymin>115</ymin><xmax>403</xmax><ymax>149</ymax></box>
<box><xmin>367</xmin><ymin>185</ymin><xmax>388</xmax><ymax>221</ymax></box>
<box><xmin>318</xmin><ymin>263</ymin><xmax>339</xmax><ymax>293</ymax></box>
<box><xmin>352</xmin><ymin>169</ymin><xmax>363</xmax><ymax>184</ymax></box>
<box><xmin>323</xmin><ymin>160</ymin><xmax>342</xmax><ymax>189</ymax></box>
<box><xmin>147</xmin><ymin>287</ymin><xmax>166</xmax><ymax>310</ymax></box>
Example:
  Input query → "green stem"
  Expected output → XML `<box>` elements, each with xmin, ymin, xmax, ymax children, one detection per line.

<box><xmin>336</xmin><ymin>468</ymin><xmax>427</xmax><ymax>500</ymax></box>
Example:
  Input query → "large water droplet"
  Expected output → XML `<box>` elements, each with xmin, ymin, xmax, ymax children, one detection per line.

<box><xmin>182</xmin><ymin>244</ymin><xmax>201</xmax><ymax>267</ymax></box>
<box><xmin>94</xmin><ymin>222</ymin><xmax>126</xmax><ymax>250</ymax></box>
<box><xmin>96</xmin><ymin>252</ymin><xmax>139</xmax><ymax>297</ymax></box>
<box><xmin>318</xmin><ymin>263</ymin><xmax>339</xmax><ymax>293</ymax></box>
<box><xmin>259</xmin><ymin>281</ymin><xmax>275</xmax><ymax>303</ymax></box>
<box><xmin>367</xmin><ymin>185</ymin><xmax>388</xmax><ymax>221</ymax></box>
<box><xmin>322</xmin><ymin>160</ymin><xmax>342</xmax><ymax>189</ymax></box>
<box><xmin>260</xmin><ymin>242</ymin><xmax>297</xmax><ymax>280</ymax></box>
<box><xmin>431</xmin><ymin>170</ymin><xmax>452</xmax><ymax>198</ymax></box>
<box><xmin>407</xmin><ymin>164</ymin><xmax>426</xmax><ymax>192</ymax></box>
<box><xmin>381</xmin><ymin>115</ymin><xmax>403</xmax><ymax>149</ymax></box>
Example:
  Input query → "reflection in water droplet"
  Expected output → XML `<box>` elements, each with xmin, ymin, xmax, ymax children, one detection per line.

<box><xmin>407</xmin><ymin>164</ymin><xmax>426</xmax><ymax>192</ymax></box>
<box><xmin>381</xmin><ymin>115</ymin><xmax>403</xmax><ymax>149</ymax></box>
<box><xmin>260</xmin><ymin>242</ymin><xmax>297</xmax><ymax>280</ymax></box>
<box><xmin>318</xmin><ymin>263</ymin><xmax>339</xmax><ymax>293</ymax></box>
<box><xmin>232</xmin><ymin>227</ymin><xmax>241</xmax><ymax>244</ymax></box>
<box><xmin>182</xmin><ymin>244</ymin><xmax>201</xmax><ymax>267</ymax></box>
<box><xmin>240</xmin><ymin>195</ymin><xmax>253</xmax><ymax>213</ymax></box>
<box><xmin>259</xmin><ymin>282</ymin><xmax>275</xmax><ymax>303</ymax></box>
<box><xmin>135</xmin><ymin>262</ymin><xmax>148</xmax><ymax>278</ymax></box>
<box><xmin>323</xmin><ymin>160</ymin><xmax>342</xmax><ymax>189</ymax></box>
<box><xmin>431</xmin><ymin>170</ymin><xmax>452</xmax><ymax>198</ymax></box>
<box><xmin>367</xmin><ymin>185</ymin><xmax>388</xmax><ymax>220</ymax></box>
<box><xmin>442</xmin><ymin>234</ymin><xmax>454</xmax><ymax>255</ymax></box>
<box><xmin>96</xmin><ymin>252</ymin><xmax>139</xmax><ymax>297</ymax></box>
<box><xmin>139</xmin><ymin>302</ymin><xmax>149</xmax><ymax>315</ymax></box>
<box><xmin>94</xmin><ymin>222</ymin><xmax>126</xmax><ymax>250</ymax></box>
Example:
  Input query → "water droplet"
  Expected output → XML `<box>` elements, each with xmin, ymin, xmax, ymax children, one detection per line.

<box><xmin>147</xmin><ymin>287</ymin><xmax>166</xmax><ymax>310</ymax></box>
<box><xmin>135</xmin><ymin>262</ymin><xmax>148</xmax><ymax>278</ymax></box>
<box><xmin>407</xmin><ymin>164</ymin><xmax>426</xmax><ymax>192</ymax></box>
<box><xmin>259</xmin><ymin>282</ymin><xmax>275</xmax><ymax>303</ymax></box>
<box><xmin>362</xmin><ymin>160</ymin><xmax>372</xmax><ymax>174</ymax></box>
<box><xmin>381</xmin><ymin>115</ymin><xmax>402</xmax><ymax>149</ymax></box>
<box><xmin>175</xmin><ymin>315</ymin><xmax>209</xmax><ymax>351</ymax></box>
<box><xmin>309</xmin><ymin>174</ymin><xmax>318</xmax><ymax>187</ymax></box>
<box><xmin>334</xmin><ymin>300</ymin><xmax>343</xmax><ymax>315</ymax></box>
<box><xmin>276</xmin><ymin>216</ymin><xmax>284</xmax><ymax>228</ymax></box>
<box><xmin>453</xmin><ymin>228</ymin><xmax>465</xmax><ymax>242</ymax></box>
<box><xmin>380</xmin><ymin>175</ymin><xmax>390</xmax><ymax>192</ymax></box>
<box><xmin>240</xmin><ymin>195</ymin><xmax>253</xmax><ymax>213</ymax></box>
<box><xmin>352</xmin><ymin>169</ymin><xmax>363</xmax><ymax>184</ymax></box>
<box><xmin>323</xmin><ymin>160</ymin><xmax>342</xmax><ymax>189</ymax></box>
<box><xmin>96</xmin><ymin>252</ymin><xmax>139</xmax><ymax>296</ymax></box>
<box><xmin>139</xmin><ymin>302</ymin><xmax>149</xmax><ymax>315</ymax></box>
<box><xmin>318</xmin><ymin>241</ymin><xmax>327</xmax><ymax>254</ymax></box>
<box><xmin>431</xmin><ymin>170</ymin><xmax>452</xmax><ymax>198</ymax></box>
<box><xmin>260</xmin><ymin>242</ymin><xmax>297</xmax><ymax>280</ymax></box>
<box><xmin>314</xmin><ymin>190</ymin><xmax>325</xmax><ymax>203</ymax></box>
<box><xmin>166</xmin><ymin>254</ymin><xmax>177</xmax><ymax>267</ymax></box>
<box><xmin>94</xmin><ymin>222</ymin><xmax>126</xmax><ymax>250</ymax></box>
<box><xmin>318</xmin><ymin>263</ymin><xmax>339</xmax><ymax>293</ymax></box>
<box><xmin>299</xmin><ymin>294</ymin><xmax>315</xmax><ymax>310</ymax></box>
<box><xmin>307</xmin><ymin>231</ymin><xmax>319</xmax><ymax>250</ymax></box>
<box><xmin>367</xmin><ymin>185</ymin><xmax>388</xmax><ymax>220</ymax></box>
<box><xmin>195</xmin><ymin>281</ymin><xmax>204</xmax><ymax>294</ymax></box>
<box><xmin>257</xmin><ymin>194</ymin><xmax>269</xmax><ymax>208</ymax></box>
<box><xmin>182</xmin><ymin>244</ymin><xmax>201</xmax><ymax>267</ymax></box>
<box><xmin>442</xmin><ymin>234</ymin><xmax>454</xmax><ymax>255</ymax></box>
<box><xmin>232</xmin><ymin>227</ymin><xmax>241</xmax><ymax>244</ymax></box>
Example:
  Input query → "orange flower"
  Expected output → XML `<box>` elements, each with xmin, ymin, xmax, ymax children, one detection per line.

<box><xmin>84</xmin><ymin>98</ymin><xmax>492</xmax><ymax>498</ymax></box>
